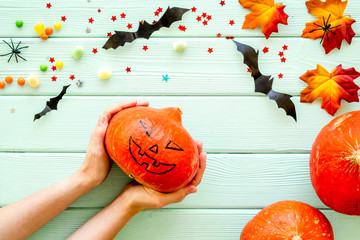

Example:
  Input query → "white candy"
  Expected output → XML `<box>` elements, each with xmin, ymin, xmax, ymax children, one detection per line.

<box><xmin>98</xmin><ymin>67</ymin><xmax>112</xmax><ymax>80</ymax></box>
<box><xmin>27</xmin><ymin>74</ymin><xmax>40</xmax><ymax>88</ymax></box>
<box><xmin>172</xmin><ymin>40</ymin><xmax>187</xmax><ymax>52</ymax></box>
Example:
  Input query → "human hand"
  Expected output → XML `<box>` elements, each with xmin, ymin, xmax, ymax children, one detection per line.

<box><xmin>78</xmin><ymin>100</ymin><xmax>149</xmax><ymax>187</ymax></box>
<box><xmin>121</xmin><ymin>141</ymin><xmax>206</xmax><ymax>213</ymax></box>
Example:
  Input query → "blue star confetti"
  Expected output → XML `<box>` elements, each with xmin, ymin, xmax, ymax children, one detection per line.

<box><xmin>162</xmin><ymin>74</ymin><xmax>170</xmax><ymax>82</ymax></box>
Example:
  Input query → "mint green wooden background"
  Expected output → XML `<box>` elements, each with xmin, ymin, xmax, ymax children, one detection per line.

<box><xmin>1</xmin><ymin>0</ymin><xmax>360</xmax><ymax>239</ymax></box>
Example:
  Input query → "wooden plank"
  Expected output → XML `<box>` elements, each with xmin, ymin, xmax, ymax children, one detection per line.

<box><xmin>0</xmin><ymin>96</ymin><xmax>358</xmax><ymax>152</ymax></box>
<box><xmin>0</xmin><ymin>153</ymin><xmax>324</xmax><ymax>209</ymax></box>
<box><xmin>0</xmin><ymin>38</ymin><xmax>359</xmax><ymax>96</ymax></box>
<box><xmin>0</xmin><ymin>0</ymin><xmax>359</xmax><ymax>38</ymax></box>
<box><xmin>26</xmin><ymin>208</ymin><xmax>360</xmax><ymax>240</ymax></box>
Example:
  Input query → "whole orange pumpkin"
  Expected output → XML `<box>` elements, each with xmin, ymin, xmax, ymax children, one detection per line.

<box><xmin>310</xmin><ymin>110</ymin><xmax>360</xmax><ymax>215</ymax></box>
<box><xmin>105</xmin><ymin>106</ymin><xmax>199</xmax><ymax>192</ymax></box>
<box><xmin>240</xmin><ymin>200</ymin><xmax>334</xmax><ymax>240</ymax></box>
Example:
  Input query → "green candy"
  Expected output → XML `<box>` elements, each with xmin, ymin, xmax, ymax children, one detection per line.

<box><xmin>16</xmin><ymin>20</ymin><xmax>24</xmax><ymax>28</ymax></box>
<box><xmin>72</xmin><ymin>45</ymin><xmax>84</xmax><ymax>60</ymax></box>
<box><xmin>40</xmin><ymin>64</ymin><xmax>48</xmax><ymax>72</ymax></box>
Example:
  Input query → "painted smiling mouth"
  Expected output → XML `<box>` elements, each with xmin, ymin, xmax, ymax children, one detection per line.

<box><xmin>129</xmin><ymin>136</ymin><xmax>176</xmax><ymax>175</ymax></box>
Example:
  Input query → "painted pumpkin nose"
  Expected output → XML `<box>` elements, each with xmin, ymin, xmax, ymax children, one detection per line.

<box><xmin>149</xmin><ymin>144</ymin><xmax>158</xmax><ymax>153</ymax></box>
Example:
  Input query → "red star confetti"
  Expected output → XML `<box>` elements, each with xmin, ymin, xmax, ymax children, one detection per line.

<box><xmin>229</xmin><ymin>20</ymin><xmax>235</xmax><ymax>26</ymax></box>
<box><xmin>278</xmin><ymin>51</ymin><xmax>284</xmax><ymax>57</ymax></box>
<box><xmin>191</xmin><ymin>6</ymin><xmax>197</xmax><ymax>12</ymax></box>
<box><xmin>107</xmin><ymin>32</ymin><xmax>112</xmax><ymax>37</ymax></box>
<box><xmin>88</xmin><ymin>17</ymin><xmax>94</xmax><ymax>24</ymax></box>
<box><xmin>196</xmin><ymin>16</ymin><xmax>202</xmax><ymax>22</ymax></box>
<box><xmin>262</xmin><ymin>47</ymin><xmax>269</xmax><ymax>53</ymax></box>
<box><xmin>140</xmin><ymin>20</ymin><xmax>144</xmax><ymax>24</ymax></box>
<box><xmin>157</xmin><ymin>7</ymin><xmax>163</xmax><ymax>13</ymax></box>
<box><xmin>225</xmin><ymin>36</ymin><xmax>234</xmax><ymax>40</ymax></box>
<box><xmin>46</xmin><ymin>3</ymin><xmax>52</xmax><ymax>9</ymax></box>
<box><xmin>217</xmin><ymin>33</ymin><xmax>222</xmax><ymax>37</ymax></box>
<box><xmin>126</xmin><ymin>67</ymin><xmax>131</xmax><ymax>73</ymax></box>
<box><xmin>281</xmin><ymin>57</ymin><xmax>286</xmax><ymax>63</ymax></box>
<box><xmin>92</xmin><ymin>48</ymin><xmax>98</xmax><ymax>54</ymax></box>
<box><xmin>202</xmin><ymin>12</ymin><xmax>207</xmax><ymax>18</ymax></box>
<box><xmin>282</xmin><ymin>45</ymin><xmax>288</xmax><ymax>51</ymax></box>
<box><xmin>207</xmin><ymin>15</ymin><xmax>212</xmax><ymax>20</ymax></box>
<box><xmin>278</xmin><ymin>73</ymin><xmax>284</xmax><ymax>79</ymax></box>
<box><xmin>98</xmin><ymin>9</ymin><xmax>101</xmax><ymax>13</ymax></box>
<box><xmin>247</xmin><ymin>68</ymin><xmax>251</xmax><ymax>73</ymax></box>
<box><xmin>143</xmin><ymin>45</ymin><xmax>148</xmax><ymax>51</ymax></box>
<box><xmin>152</xmin><ymin>20</ymin><xmax>158</xmax><ymax>24</ymax></box>
<box><xmin>203</xmin><ymin>20</ymin><xmax>208</xmax><ymax>26</ymax></box>
<box><xmin>220</xmin><ymin>1</ymin><xmax>225</xmax><ymax>6</ymax></box>
<box><xmin>49</xmin><ymin>57</ymin><xmax>55</xmax><ymax>63</ymax></box>
<box><xmin>51</xmin><ymin>65</ymin><xmax>57</xmax><ymax>71</ymax></box>
<box><xmin>120</xmin><ymin>13</ymin><xmax>126</xmax><ymax>18</ymax></box>
<box><xmin>178</xmin><ymin>25</ymin><xmax>187</xmax><ymax>31</ymax></box>
<box><xmin>70</xmin><ymin>75</ymin><xmax>75</xmax><ymax>80</ymax></box>
<box><xmin>154</xmin><ymin>11</ymin><xmax>160</xmax><ymax>16</ymax></box>
<box><xmin>208</xmin><ymin>48</ymin><xmax>213</xmax><ymax>53</ymax></box>
<box><xmin>111</xmin><ymin>16</ymin><xmax>117</xmax><ymax>21</ymax></box>
<box><xmin>127</xmin><ymin>23</ymin><xmax>132</xmax><ymax>29</ymax></box>
<box><xmin>61</xmin><ymin>16</ymin><xmax>67</xmax><ymax>22</ymax></box>
<box><xmin>51</xmin><ymin>76</ymin><xmax>57</xmax><ymax>82</ymax></box>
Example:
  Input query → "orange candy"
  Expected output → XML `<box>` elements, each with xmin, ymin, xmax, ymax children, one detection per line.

<box><xmin>17</xmin><ymin>78</ymin><xmax>25</xmax><ymax>86</ymax></box>
<box><xmin>45</xmin><ymin>27</ymin><xmax>54</xmax><ymax>36</ymax></box>
<box><xmin>0</xmin><ymin>81</ymin><xmax>5</xmax><ymax>89</ymax></box>
<box><xmin>40</xmin><ymin>34</ymin><xmax>48</xmax><ymax>40</ymax></box>
<box><xmin>5</xmin><ymin>76</ymin><xmax>13</xmax><ymax>84</ymax></box>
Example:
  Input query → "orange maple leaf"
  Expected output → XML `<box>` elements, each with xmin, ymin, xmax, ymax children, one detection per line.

<box><xmin>238</xmin><ymin>0</ymin><xmax>288</xmax><ymax>39</ymax></box>
<box><xmin>301</xmin><ymin>0</ymin><xmax>356</xmax><ymax>54</ymax></box>
<box><xmin>300</xmin><ymin>64</ymin><xmax>360</xmax><ymax>116</ymax></box>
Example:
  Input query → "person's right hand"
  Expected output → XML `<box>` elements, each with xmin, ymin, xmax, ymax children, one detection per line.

<box><xmin>121</xmin><ymin>140</ymin><xmax>206</xmax><ymax>213</ymax></box>
<box><xmin>78</xmin><ymin>100</ymin><xmax>149</xmax><ymax>187</ymax></box>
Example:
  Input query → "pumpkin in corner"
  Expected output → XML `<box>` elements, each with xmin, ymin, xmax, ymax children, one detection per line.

<box><xmin>240</xmin><ymin>200</ymin><xmax>334</xmax><ymax>240</ymax></box>
<box><xmin>105</xmin><ymin>106</ymin><xmax>199</xmax><ymax>192</ymax></box>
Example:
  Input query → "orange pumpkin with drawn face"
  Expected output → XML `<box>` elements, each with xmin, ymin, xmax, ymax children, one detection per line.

<box><xmin>105</xmin><ymin>106</ymin><xmax>199</xmax><ymax>192</ymax></box>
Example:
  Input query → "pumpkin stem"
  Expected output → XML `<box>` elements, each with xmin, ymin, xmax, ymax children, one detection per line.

<box><xmin>174</xmin><ymin>107</ymin><xmax>183</xmax><ymax>115</ymax></box>
<box><xmin>350</xmin><ymin>150</ymin><xmax>360</xmax><ymax>166</ymax></box>
<box><xmin>292</xmin><ymin>236</ymin><xmax>302</xmax><ymax>240</ymax></box>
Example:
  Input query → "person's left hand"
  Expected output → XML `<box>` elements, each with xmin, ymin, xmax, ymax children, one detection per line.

<box><xmin>120</xmin><ymin>140</ymin><xmax>206</xmax><ymax>213</ymax></box>
<box><xmin>78</xmin><ymin>100</ymin><xmax>149</xmax><ymax>187</ymax></box>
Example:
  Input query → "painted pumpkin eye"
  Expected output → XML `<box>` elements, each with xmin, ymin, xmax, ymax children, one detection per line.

<box><xmin>166</xmin><ymin>141</ymin><xmax>184</xmax><ymax>151</ymax></box>
<box><xmin>149</xmin><ymin>144</ymin><xmax>158</xmax><ymax>154</ymax></box>
<box><xmin>140</xmin><ymin>120</ymin><xmax>153</xmax><ymax>137</ymax></box>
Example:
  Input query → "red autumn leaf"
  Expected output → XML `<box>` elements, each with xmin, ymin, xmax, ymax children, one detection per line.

<box><xmin>301</xmin><ymin>0</ymin><xmax>356</xmax><ymax>54</ymax></box>
<box><xmin>238</xmin><ymin>0</ymin><xmax>288</xmax><ymax>39</ymax></box>
<box><xmin>300</xmin><ymin>64</ymin><xmax>360</xmax><ymax>115</ymax></box>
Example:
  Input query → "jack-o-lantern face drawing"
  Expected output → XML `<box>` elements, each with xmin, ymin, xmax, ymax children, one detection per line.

<box><xmin>129</xmin><ymin>120</ymin><xmax>184</xmax><ymax>175</ymax></box>
<box><xmin>105</xmin><ymin>106</ymin><xmax>199</xmax><ymax>192</ymax></box>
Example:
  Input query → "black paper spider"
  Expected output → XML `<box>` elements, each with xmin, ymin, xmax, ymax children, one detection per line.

<box><xmin>0</xmin><ymin>38</ymin><xmax>29</xmax><ymax>63</ymax></box>
<box><xmin>310</xmin><ymin>14</ymin><xmax>341</xmax><ymax>44</ymax></box>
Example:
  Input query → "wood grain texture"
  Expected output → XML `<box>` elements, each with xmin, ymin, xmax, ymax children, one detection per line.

<box><xmin>0</xmin><ymin>96</ymin><xmax>359</xmax><ymax>152</ymax></box>
<box><xmin>0</xmin><ymin>153</ymin><xmax>324</xmax><ymax>209</ymax></box>
<box><xmin>0</xmin><ymin>38</ymin><xmax>359</xmax><ymax>96</ymax></box>
<box><xmin>26</xmin><ymin>209</ymin><xmax>360</xmax><ymax>240</ymax></box>
<box><xmin>0</xmin><ymin>0</ymin><xmax>359</xmax><ymax>38</ymax></box>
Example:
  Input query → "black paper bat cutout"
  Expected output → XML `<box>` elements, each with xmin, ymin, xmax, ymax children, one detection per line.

<box><xmin>34</xmin><ymin>84</ymin><xmax>71</xmax><ymax>121</ymax></box>
<box><xmin>232</xmin><ymin>40</ymin><xmax>297</xmax><ymax>121</ymax></box>
<box><xmin>103</xmin><ymin>6</ymin><xmax>189</xmax><ymax>49</ymax></box>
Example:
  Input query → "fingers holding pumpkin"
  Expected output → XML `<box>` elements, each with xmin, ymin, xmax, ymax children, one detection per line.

<box><xmin>103</xmin><ymin>100</ymin><xmax>149</xmax><ymax>120</ymax></box>
<box><xmin>158</xmin><ymin>185</ymin><xmax>197</xmax><ymax>207</ymax></box>
<box><xmin>190</xmin><ymin>141</ymin><xmax>206</xmax><ymax>187</ymax></box>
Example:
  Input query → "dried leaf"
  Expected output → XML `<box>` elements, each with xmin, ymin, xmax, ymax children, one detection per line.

<box><xmin>300</xmin><ymin>64</ymin><xmax>360</xmax><ymax>115</ymax></box>
<box><xmin>239</xmin><ymin>0</ymin><xmax>289</xmax><ymax>39</ymax></box>
<box><xmin>301</xmin><ymin>0</ymin><xmax>356</xmax><ymax>54</ymax></box>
